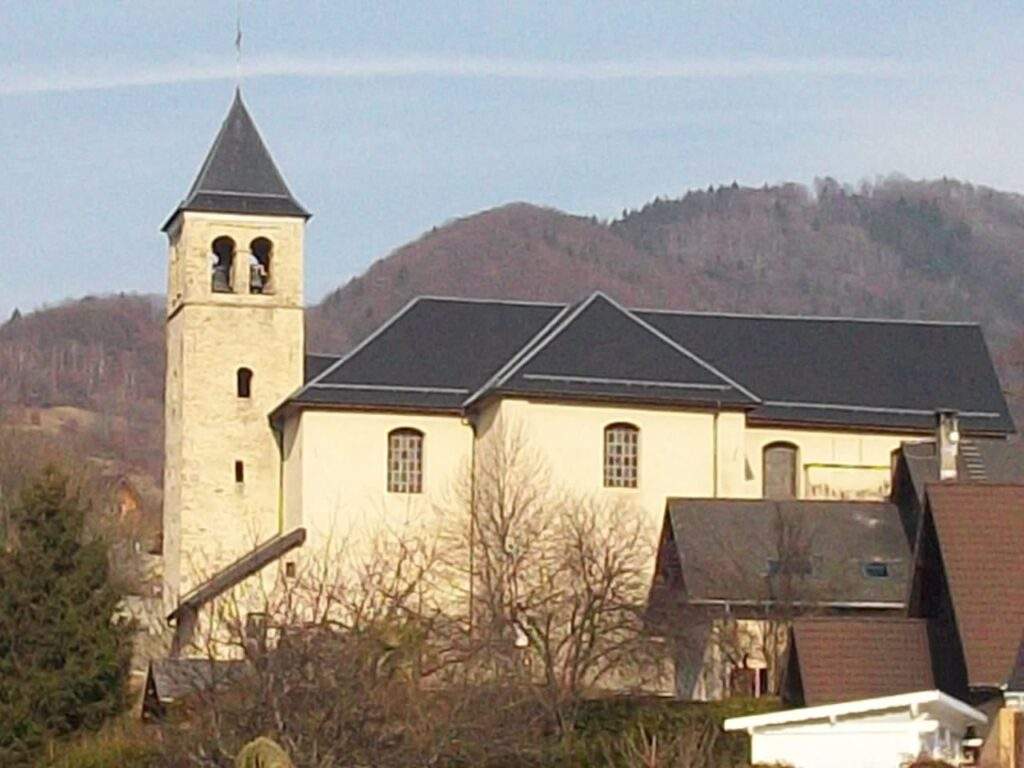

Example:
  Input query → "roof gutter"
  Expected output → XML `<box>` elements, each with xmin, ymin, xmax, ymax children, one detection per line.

<box><xmin>687</xmin><ymin>598</ymin><xmax>906</xmax><ymax>610</ymax></box>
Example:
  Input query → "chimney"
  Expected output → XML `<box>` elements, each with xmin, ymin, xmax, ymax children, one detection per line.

<box><xmin>937</xmin><ymin>410</ymin><xmax>960</xmax><ymax>481</ymax></box>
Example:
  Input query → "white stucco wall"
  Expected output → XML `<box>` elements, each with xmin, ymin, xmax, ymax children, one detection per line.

<box><xmin>283</xmin><ymin>409</ymin><xmax>474</xmax><ymax>562</ymax></box>
<box><xmin>745</xmin><ymin>425</ymin><xmax>914</xmax><ymax>500</ymax></box>
<box><xmin>745</xmin><ymin>715</ymin><xmax>969</xmax><ymax>768</ymax></box>
<box><xmin>279</xmin><ymin>399</ymin><xmax>918</xmax><ymax>580</ymax></box>
<box><xmin>726</xmin><ymin>692</ymin><xmax>985</xmax><ymax>768</ymax></box>
<box><xmin>751</xmin><ymin>727</ymin><xmax>930</xmax><ymax>768</ymax></box>
<box><xmin>476</xmin><ymin>398</ymin><xmax>733</xmax><ymax>535</ymax></box>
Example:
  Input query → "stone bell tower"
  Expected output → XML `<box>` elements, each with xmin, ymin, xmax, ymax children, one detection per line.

<box><xmin>162</xmin><ymin>90</ymin><xmax>308</xmax><ymax>612</ymax></box>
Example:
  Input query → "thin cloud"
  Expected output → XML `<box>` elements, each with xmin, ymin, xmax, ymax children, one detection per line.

<box><xmin>1</xmin><ymin>54</ymin><xmax>914</xmax><ymax>96</ymax></box>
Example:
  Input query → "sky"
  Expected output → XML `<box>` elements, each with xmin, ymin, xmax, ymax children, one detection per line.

<box><xmin>2</xmin><ymin>1</ymin><xmax>1024</xmax><ymax>321</ymax></box>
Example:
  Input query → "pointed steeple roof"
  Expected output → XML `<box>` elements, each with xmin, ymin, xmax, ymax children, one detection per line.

<box><xmin>163</xmin><ymin>90</ymin><xmax>309</xmax><ymax>230</ymax></box>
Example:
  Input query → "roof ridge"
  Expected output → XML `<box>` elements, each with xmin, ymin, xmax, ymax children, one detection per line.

<box><xmin>795</xmin><ymin>615</ymin><xmax>927</xmax><ymax>624</ymax></box>
<box><xmin>415</xmin><ymin>295</ymin><xmax>567</xmax><ymax>308</ymax></box>
<box><xmin>477</xmin><ymin>293</ymin><xmax>601</xmax><ymax>396</ymax></box>
<box><xmin>667</xmin><ymin>496</ymin><xmax>896</xmax><ymax>507</ymax></box>
<box><xmin>929</xmin><ymin>482</ymin><xmax>1024</xmax><ymax>491</ymax></box>
<box><xmin>635</xmin><ymin>305</ymin><xmax>980</xmax><ymax>327</ymax></box>
<box><xmin>599</xmin><ymin>292</ymin><xmax>761</xmax><ymax>403</ymax></box>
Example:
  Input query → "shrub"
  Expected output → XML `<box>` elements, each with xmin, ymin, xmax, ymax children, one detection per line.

<box><xmin>34</xmin><ymin>720</ymin><xmax>161</xmax><ymax>768</ymax></box>
<box><xmin>0</xmin><ymin>469</ymin><xmax>134</xmax><ymax>765</ymax></box>
<box><xmin>562</xmin><ymin>696</ymin><xmax>781</xmax><ymax>768</ymax></box>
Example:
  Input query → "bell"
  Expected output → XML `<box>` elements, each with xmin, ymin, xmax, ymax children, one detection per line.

<box><xmin>212</xmin><ymin>266</ymin><xmax>231</xmax><ymax>293</ymax></box>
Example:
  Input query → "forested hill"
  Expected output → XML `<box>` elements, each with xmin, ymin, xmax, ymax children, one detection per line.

<box><xmin>308</xmin><ymin>177</ymin><xmax>1024</xmax><ymax>358</ymax></box>
<box><xmin>2</xmin><ymin>176</ymin><xmax>1023</xmax><ymax>485</ymax></box>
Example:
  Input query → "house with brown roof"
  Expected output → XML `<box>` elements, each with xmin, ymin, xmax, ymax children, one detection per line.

<box><xmin>772</xmin><ymin>482</ymin><xmax>1024</xmax><ymax>718</ymax></box>
<box><xmin>781</xmin><ymin>617</ymin><xmax>934</xmax><ymax>707</ymax></box>
<box><xmin>908</xmin><ymin>484</ymin><xmax>1024</xmax><ymax>706</ymax></box>
<box><xmin>726</xmin><ymin>482</ymin><xmax>1024</xmax><ymax>766</ymax></box>
<box><xmin>648</xmin><ymin>497</ymin><xmax>914</xmax><ymax>699</ymax></box>
<box><xmin>891</xmin><ymin>437</ymin><xmax>1024</xmax><ymax>548</ymax></box>
<box><xmin>651</xmin><ymin>434</ymin><xmax>1024</xmax><ymax>706</ymax></box>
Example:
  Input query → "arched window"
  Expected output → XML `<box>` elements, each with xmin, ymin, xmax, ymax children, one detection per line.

<box><xmin>763</xmin><ymin>443</ymin><xmax>798</xmax><ymax>499</ymax></box>
<box><xmin>604</xmin><ymin>423</ymin><xmax>639</xmax><ymax>488</ymax></box>
<box><xmin>210</xmin><ymin>236</ymin><xmax>236</xmax><ymax>293</ymax></box>
<box><xmin>236</xmin><ymin>367</ymin><xmax>253</xmax><ymax>398</ymax></box>
<box><xmin>388</xmin><ymin>428</ymin><xmax>423</xmax><ymax>493</ymax></box>
<box><xmin>249</xmin><ymin>237</ymin><xmax>272</xmax><ymax>294</ymax></box>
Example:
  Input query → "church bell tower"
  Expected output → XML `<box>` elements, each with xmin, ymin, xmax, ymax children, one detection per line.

<box><xmin>162</xmin><ymin>90</ymin><xmax>308</xmax><ymax>611</ymax></box>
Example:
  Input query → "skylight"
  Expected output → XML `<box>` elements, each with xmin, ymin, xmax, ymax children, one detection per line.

<box><xmin>862</xmin><ymin>561</ymin><xmax>890</xmax><ymax>579</ymax></box>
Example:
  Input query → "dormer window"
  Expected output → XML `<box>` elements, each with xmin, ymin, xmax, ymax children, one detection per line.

<box><xmin>210</xmin><ymin>236</ymin><xmax>236</xmax><ymax>293</ymax></box>
<box><xmin>862</xmin><ymin>561</ymin><xmax>890</xmax><ymax>579</ymax></box>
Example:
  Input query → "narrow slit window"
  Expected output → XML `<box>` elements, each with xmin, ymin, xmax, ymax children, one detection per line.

<box><xmin>388</xmin><ymin>428</ymin><xmax>423</xmax><ymax>493</ymax></box>
<box><xmin>237</xmin><ymin>367</ymin><xmax>253</xmax><ymax>398</ymax></box>
<box><xmin>235</xmin><ymin>460</ymin><xmax>245</xmax><ymax>484</ymax></box>
<box><xmin>604</xmin><ymin>423</ymin><xmax>639</xmax><ymax>488</ymax></box>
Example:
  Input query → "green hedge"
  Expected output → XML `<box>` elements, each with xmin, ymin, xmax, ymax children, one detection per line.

<box><xmin>34</xmin><ymin>696</ymin><xmax>779</xmax><ymax>768</ymax></box>
<box><xmin>561</xmin><ymin>696</ymin><xmax>782</xmax><ymax>768</ymax></box>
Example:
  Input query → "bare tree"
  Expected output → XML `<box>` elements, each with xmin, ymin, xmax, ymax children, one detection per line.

<box><xmin>443</xmin><ymin>421</ymin><xmax>661</xmax><ymax>734</ymax></box>
<box><xmin>162</xmin><ymin>526</ymin><xmax>548</xmax><ymax>768</ymax></box>
<box><xmin>162</xmin><ymin>422</ymin><xmax>663</xmax><ymax>764</ymax></box>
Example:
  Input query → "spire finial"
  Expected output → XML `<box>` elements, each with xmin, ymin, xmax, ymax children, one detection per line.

<box><xmin>234</xmin><ymin>0</ymin><xmax>243</xmax><ymax>87</ymax></box>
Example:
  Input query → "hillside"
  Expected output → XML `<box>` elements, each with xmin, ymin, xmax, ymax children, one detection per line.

<box><xmin>2</xmin><ymin>177</ymin><xmax>1023</xmax><ymax>492</ymax></box>
<box><xmin>310</xmin><ymin>177</ymin><xmax>1024</xmax><ymax>357</ymax></box>
<box><xmin>0</xmin><ymin>294</ymin><xmax>165</xmax><ymax>478</ymax></box>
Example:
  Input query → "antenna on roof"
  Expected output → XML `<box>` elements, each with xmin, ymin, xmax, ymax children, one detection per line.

<box><xmin>234</xmin><ymin>0</ymin><xmax>244</xmax><ymax>87</ymax></box>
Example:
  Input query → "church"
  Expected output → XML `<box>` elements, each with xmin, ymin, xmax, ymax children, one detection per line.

<box><xmin>160</xmin><ymin>92</ymin><xmax>1017</xmax><ymax>682</ymax></box>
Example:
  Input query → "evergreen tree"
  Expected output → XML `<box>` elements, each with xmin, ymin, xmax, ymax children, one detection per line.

<box><xmin>0</xmin><ymin>468</ymin><xmax>132</xmax><ymax>765</ymax></box>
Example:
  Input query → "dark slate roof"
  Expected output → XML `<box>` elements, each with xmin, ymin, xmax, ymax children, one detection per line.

<box><xmin>660</xmin><ymin>498</ymin><xmax>911</xmax><ymax>609</ymax></box>
<box><xmin>901</xmin><ymin>439</ymin><xmax>1024</xmax><ymax>508</ymax></box>
<box><xmin>304</xmin><ymin>353</ymin><xmax>341</xmax><ymax>382</ymax></box>
<box><xmin>923</xmin><ymin>484</ymin><xmax>1024</xmax><ymax>687</ymax></box>
<box><xmin>496</xmin><ymin>293</ymin><xmax>756</xmax><ymax>407</ymax></box>
<box><xmin>146</xmin><ymin>658</ymin><xmax>246</xmax><ymax>703</ymax></box>
<box><xmin>283</xmin><ymin>298</ymin><xmax>567</xmax><ymax>414</ymax></box>
<box><xmin>636</xmin><ymin>310</ymin><xmax>1014</xmax><ymax>434</ymax></box>
<box><xmin>278</xmin><ymin>292</ymin><xmax>1014</xmax><ymax>434</ymax></box>
<box><xmin>786</xmin><ymin>617</ymin><xmax>934</xmax><ymax>706</ymax></box>
<box><xmin>163</xmin><ymin>90</ymin><xmax>308</xmax><ymax>229</ymax></box>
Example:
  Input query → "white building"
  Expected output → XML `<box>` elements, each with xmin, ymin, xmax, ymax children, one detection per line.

<box><xmin>724</xmin><ymin>690</ymin><xmax>986</xmax><ymax>768</ymax></box>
